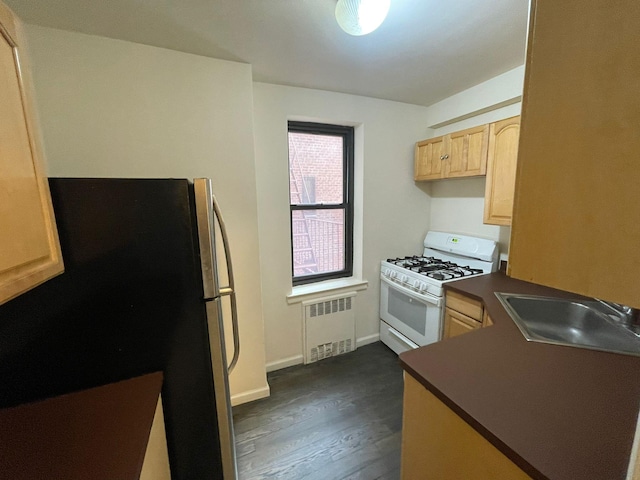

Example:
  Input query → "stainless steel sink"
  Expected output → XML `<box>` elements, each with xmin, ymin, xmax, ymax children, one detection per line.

<box><xmin>495</xmin><ymin>293</ymin><xmax>640</xmax><ymax>356</ymax></box>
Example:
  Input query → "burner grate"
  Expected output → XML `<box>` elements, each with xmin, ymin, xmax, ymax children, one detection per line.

<box><xmin>385</xmin><ymin>256</ymin><xmax>484</xmax><ymax>281</ymax></box>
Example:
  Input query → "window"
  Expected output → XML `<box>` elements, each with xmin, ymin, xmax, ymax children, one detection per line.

<box><xmin>288</xmin><ymin>121</ymin><xmax>354</xmax><ymax>285</ymax></box>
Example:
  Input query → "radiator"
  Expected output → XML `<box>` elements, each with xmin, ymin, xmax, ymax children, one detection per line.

<box><xmin>303</xmin><ymin>292</ymin><xmax>356</xmax><ymax>364</ymax></box>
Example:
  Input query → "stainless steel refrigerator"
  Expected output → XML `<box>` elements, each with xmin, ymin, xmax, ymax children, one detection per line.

<box><xmin>0</xmin><ymin>178</ymin><xmax>239</xmax><ymax>479</ymax></box>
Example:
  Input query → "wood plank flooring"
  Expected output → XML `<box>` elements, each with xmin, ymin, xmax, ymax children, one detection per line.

<box><xmin>232</xmin><ymin>342</ymin><xmax>403</xmax><ymax>480</ymax></box>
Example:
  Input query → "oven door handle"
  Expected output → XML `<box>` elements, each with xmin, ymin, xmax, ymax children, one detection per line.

<box><xmin>380</xmin><ymin>275</ymin><xmax>442</xmax><ymax>307</ymax></box>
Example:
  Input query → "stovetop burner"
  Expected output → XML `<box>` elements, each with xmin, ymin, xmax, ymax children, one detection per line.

<box><xmin>385</xmin><ymin>255</ymin><xmax>483</xmax><ymax>280</ymax></box>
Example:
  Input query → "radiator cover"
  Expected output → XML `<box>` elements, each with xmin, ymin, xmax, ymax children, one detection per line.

<box><xmin>303</xmin><ymin>292</ymin><xmax>357</xmax><ymax>364</ymax></box>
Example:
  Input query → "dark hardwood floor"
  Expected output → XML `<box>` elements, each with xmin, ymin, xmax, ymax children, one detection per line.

<box><xmin>232</xmin><ymin>342</ymin><xmax>403</xmax><ymax>480</ymax></box>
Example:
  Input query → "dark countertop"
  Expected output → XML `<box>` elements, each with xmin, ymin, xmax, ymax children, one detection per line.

<box><xmin>399</xmin><ymin>272</ymin><xmax>640</xmax><ymax>480</ymax></box>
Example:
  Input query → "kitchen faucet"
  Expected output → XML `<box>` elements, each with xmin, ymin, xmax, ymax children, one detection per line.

<box><xmin>599</xmin><ymin>300</ymin><xmax>640</xmax><ymax>334</ymax></box>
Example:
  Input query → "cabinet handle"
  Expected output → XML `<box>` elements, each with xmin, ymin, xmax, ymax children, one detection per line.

<box><xmin>443</xmin><ymin>154</ymin><xmax>449</xmax><ymax>160</ymax></box>
<box><xmin>440</xmin><ymin>155</ymin><xmax>445</xmax><ymax>160</ymax></box>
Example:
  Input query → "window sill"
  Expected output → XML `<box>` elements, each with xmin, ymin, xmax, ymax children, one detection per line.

<box><xmin>287</xmin><ymin>278</ymin><xmax>368</xmax><ymax>305</ymax></box>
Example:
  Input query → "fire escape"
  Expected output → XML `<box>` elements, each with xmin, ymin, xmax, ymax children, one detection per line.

<box><xmin>289</xmin><ymin>146</ymin><xmax>317</xmax><ymax>275</ymax></box>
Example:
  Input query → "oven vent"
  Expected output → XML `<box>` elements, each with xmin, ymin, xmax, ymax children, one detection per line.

<box><xmin>303</xmin><ymin>292</ymin><xmax>356</xmax><ymax>365</ymax></box>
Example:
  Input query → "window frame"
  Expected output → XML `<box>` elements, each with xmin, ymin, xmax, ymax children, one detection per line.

<box><xmin>288</xmin><ymin>121</ymin><xmax>354</xmax><ymax>286</ymax></box>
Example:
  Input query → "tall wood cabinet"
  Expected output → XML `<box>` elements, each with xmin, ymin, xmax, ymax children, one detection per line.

<box><xmin>0</xmin><ymin>1</ymin><xmax>63</xmax><ymax>305</ymax></box>
<box><xmin>508</xmin><ymin>0</ymin><xmax>640</xmax><ymax>308</ymax></box>
<box><xmin>484</xmin><ymin>116</ymin><xmax>520</xmax><ymax>226</ymax></box>
<box><xmin>415</xmin><ymin>124</ymin><xmax>488</xmax><ymax>180</ymax></box>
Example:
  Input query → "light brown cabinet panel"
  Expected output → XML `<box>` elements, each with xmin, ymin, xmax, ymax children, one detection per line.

<box><xmin>444</xmin><ymin>307</ymin><xmax>481</xmax><ymax>339</ymax></box>
<box><xmin>445</xmin><ymin>290</ymin><xmax>483</xmax><ymax>321</ymax></box>
<box><xmin>414</xmin><ymin>135</ymin><xmax>445</xmax><ymax>180</ymax></box>
<box><xmin>446</xmin><ymin>124</ymin><xmax>489</xmax><ymax>178</ymax></box>
<box><xmin>414</xmin><ymin>125</ymin><xmax>488</xmax><ymax>181</ymax></box>
<box><xmin>0</xmin><ymin>1</ymin><xmax>63</xmax><ymax>305</ymax></box>
<box><xmin>482</xmin><ymin>310</ymin><xmax>494</xmax><ymax>327</ymax></box>
<box><xmin>484</xmin><ymin>116</ymin><xmax>520</xmax><ymax>226</ymax></box>
<box><xmin>443</xmin><ymin>290</ymin><xmax>492</xmax><ymax>339</ymax></box>
<box><xmin>508</xmin><ymin>0</ymin><xmax>640</xmax><ymax>308</ymax></box>
<box><xmin>401</xmin><ymin>374</ymin><xmax>533</xmax><ymax>480</ymax></box>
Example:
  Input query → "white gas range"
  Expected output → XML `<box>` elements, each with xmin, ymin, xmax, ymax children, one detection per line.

<box><xmin>379</xmin><ymin>231</ymin><xmax>498</xmax><ymax>354</ymax></box>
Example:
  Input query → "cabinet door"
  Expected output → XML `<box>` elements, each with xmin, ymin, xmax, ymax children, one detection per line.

<box><xmin>445</xmin><ymin>290</ymin><xmax>483</xmax><ymax>321</ymax></box>
<box><xmin>444</xmin><ymin>308</ymin><xmax>481</xmax><ymax>339</ymax></box>
<box><xmin>414</xmin><ymin>136</ymin><xmax>446</xmax><ymax>180</ymax></box>
<box><xmin>484</xmin><ymin>117</ymin><xmax>520</xmax><ymax>226</ymax></box>
<box><xmin>0</xmin><ymin>1</ymin><xmax>63</xmax><ymax>305</ymax></box>
<box><xmin>446</xmin><ymin>125</ymin><xmax>489</xmax><ymax>178</ymax></box>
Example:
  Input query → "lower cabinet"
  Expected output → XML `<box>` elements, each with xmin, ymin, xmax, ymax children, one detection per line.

<box><xmin>443</xmin><ymin>290</ymin><xmax>491</xmax><ymax>339</ymax></box>
<box><xmin>401</xmin><ymin>373</ymin><xmax>533</xmax><ymax>480</ymax></box>
<box><xmin>444</xmin><ymin>308</ymin><xmax>481</xmax><ymax>338</ymax></box>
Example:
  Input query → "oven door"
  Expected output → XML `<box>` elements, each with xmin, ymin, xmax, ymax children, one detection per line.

<box><xmin>379</xmin><ymin>275</ymin><xmax>443</xmax><ymax>350</ymax></box>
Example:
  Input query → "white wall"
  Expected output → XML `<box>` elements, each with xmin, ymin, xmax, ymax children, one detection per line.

<box><xmin>252</xmin><ymin>83</ymin><xmax>432</xmax><ymax>368</ymax></box>
<box><xmin>24</xmin><ymin>25</ymin><xmax>269</xmax><ymax>404</ymax></box>
<box><xmin>423</xmin><ymin>66</ymin><xmax>525</xmax><ymax>255</ymax></box>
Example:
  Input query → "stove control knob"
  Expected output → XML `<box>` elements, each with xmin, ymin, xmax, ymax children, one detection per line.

<box><xmin>413</xmin><ymin>279</ymin><xmax>421</xmax><ymax>290</ymax></box>
<box><xmin>401</xmin><ymin>274</ymin><xmax>408</xmax><ymax>284</ymax></box>
<box><xmin>383</xmin><ymin>268</ymin><xmax>390</xmax><ymax>277</ymax></box>
<box><xmin>389</xmin><ymin>271</ymin><xmax>397</xmax><ymax>279</ymax></box>
<box><xmin>420</xmin><ymin>282</ymin><xmax>427</xmax><ymax>292</ymax></box>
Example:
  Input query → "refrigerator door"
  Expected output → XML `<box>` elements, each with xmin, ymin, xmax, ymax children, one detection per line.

<box><xmin>194</xmin><ymin>178</ymin><xmax>239</xmax><ymax>480</ymax></box>
<box><xmin>194</xmin><ymin>179</ymin><xmax>220</xmax><ymax>301</ymax></box>
<box><xmin>206</xmin><ymin>298</ymin><xmax>238</xmax><ymax>480</ymax></box>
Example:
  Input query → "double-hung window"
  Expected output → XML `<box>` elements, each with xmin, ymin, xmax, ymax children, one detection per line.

<box><xmin>288</xmin><ymin>121</ymin><xmax>354</xmax><ymax>285</ymax></box>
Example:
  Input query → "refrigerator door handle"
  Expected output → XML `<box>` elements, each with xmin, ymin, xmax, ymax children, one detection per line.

<box><xmin>211</xmin><ymin>193</ymin><xmax>240</xmax><ymax>374</ymax></box>
<box><xmin>194</xmin><ymin>178</ymin><xmax>240</xmax><ymax>374</ymax></box>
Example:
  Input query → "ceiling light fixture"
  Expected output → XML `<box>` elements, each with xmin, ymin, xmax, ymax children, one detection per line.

<box><xmin>335</xmin><ymin>0</ymin><xmax>391</xmax><ymax>36</ymax></box>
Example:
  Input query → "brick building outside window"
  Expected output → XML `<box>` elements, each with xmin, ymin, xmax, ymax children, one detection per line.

<box><xmin>288</xmin><ymin>122</ymin><xmax>354</xmax><ymax>285</ymax></box>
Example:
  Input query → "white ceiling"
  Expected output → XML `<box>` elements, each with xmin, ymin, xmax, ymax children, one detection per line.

<box><xmin>6</xmin><ymin>0</ymin><xmax>530</xmax><ymax>107</ymax></box>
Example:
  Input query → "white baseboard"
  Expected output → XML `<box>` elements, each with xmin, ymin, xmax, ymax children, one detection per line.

<box><xmin>266</xmin><ymin>354</ymin><xmax>304</xmax><ymax>373</ymax></box>
<box><xmin>357</xmin><ymin>333</ymin><xmax>380</xmax><ymax>347</ymax></box>
<box><xmin>230</xmin><ymin>385</ymin><xmax>270</xmax><ymax>407</ymax></box>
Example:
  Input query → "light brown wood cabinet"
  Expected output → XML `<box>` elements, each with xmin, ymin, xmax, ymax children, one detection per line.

<box><xmin>401</xmin><ymin>373</ymin><xmax>533</xmax><ymax>480</ymax></box>
<box><xmin>414</xmin><ymin>135</ymin><xmax>446</xmax><ymax>180</ymax></box>
<box><xmin>443</xmin><ymin>290</ymin><xmax>491</xmax><ymax>339</ymax></box>
<box><xmin>508</xmin><ymin>0</ymin><xmax>640</xmax><ymax>308</ymax></box>
<box><xmin>483</xmin><ymin>116</ymin><xmax>520</xmax><ymax>226</ymax></box>
<box><xmin>415</xmin><ymin>124</ymin><xmax>488</xmax><ymax>181</ymax></box>
<box><xmin>444</xmin><ymin>308</ymin><xmax>480</xmax><ymax>338</ymax></box>
<box><xmin>0</xmin><ymin>1</ymin><xmax>63</xmax><ymax>305</ymax></box>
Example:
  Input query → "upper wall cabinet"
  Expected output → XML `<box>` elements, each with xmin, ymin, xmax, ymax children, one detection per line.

<box><xmin>414</xmin><ymin>124</ymin><xmax>488</xmax><ymax>181</ymax></box>
<box><xmin>509</xmin><ymin>0</ymin><xmax>640</xmax><ymax>307</ymax></box>
<box><xmin>0</xmin><ymin>1</ymin><xmax>63</xmax><ymax>305</ymax></box>
<box><xmin>483</xmin><ymin>116</ymin><xmax>520</xmax><ymax>226</ymax></box>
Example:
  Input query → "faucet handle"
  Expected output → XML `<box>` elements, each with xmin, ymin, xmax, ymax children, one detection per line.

<box><xmin>598</xmin><ymin>300</ymin><xmax>640</xmax><ymax>324</ymax></box>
